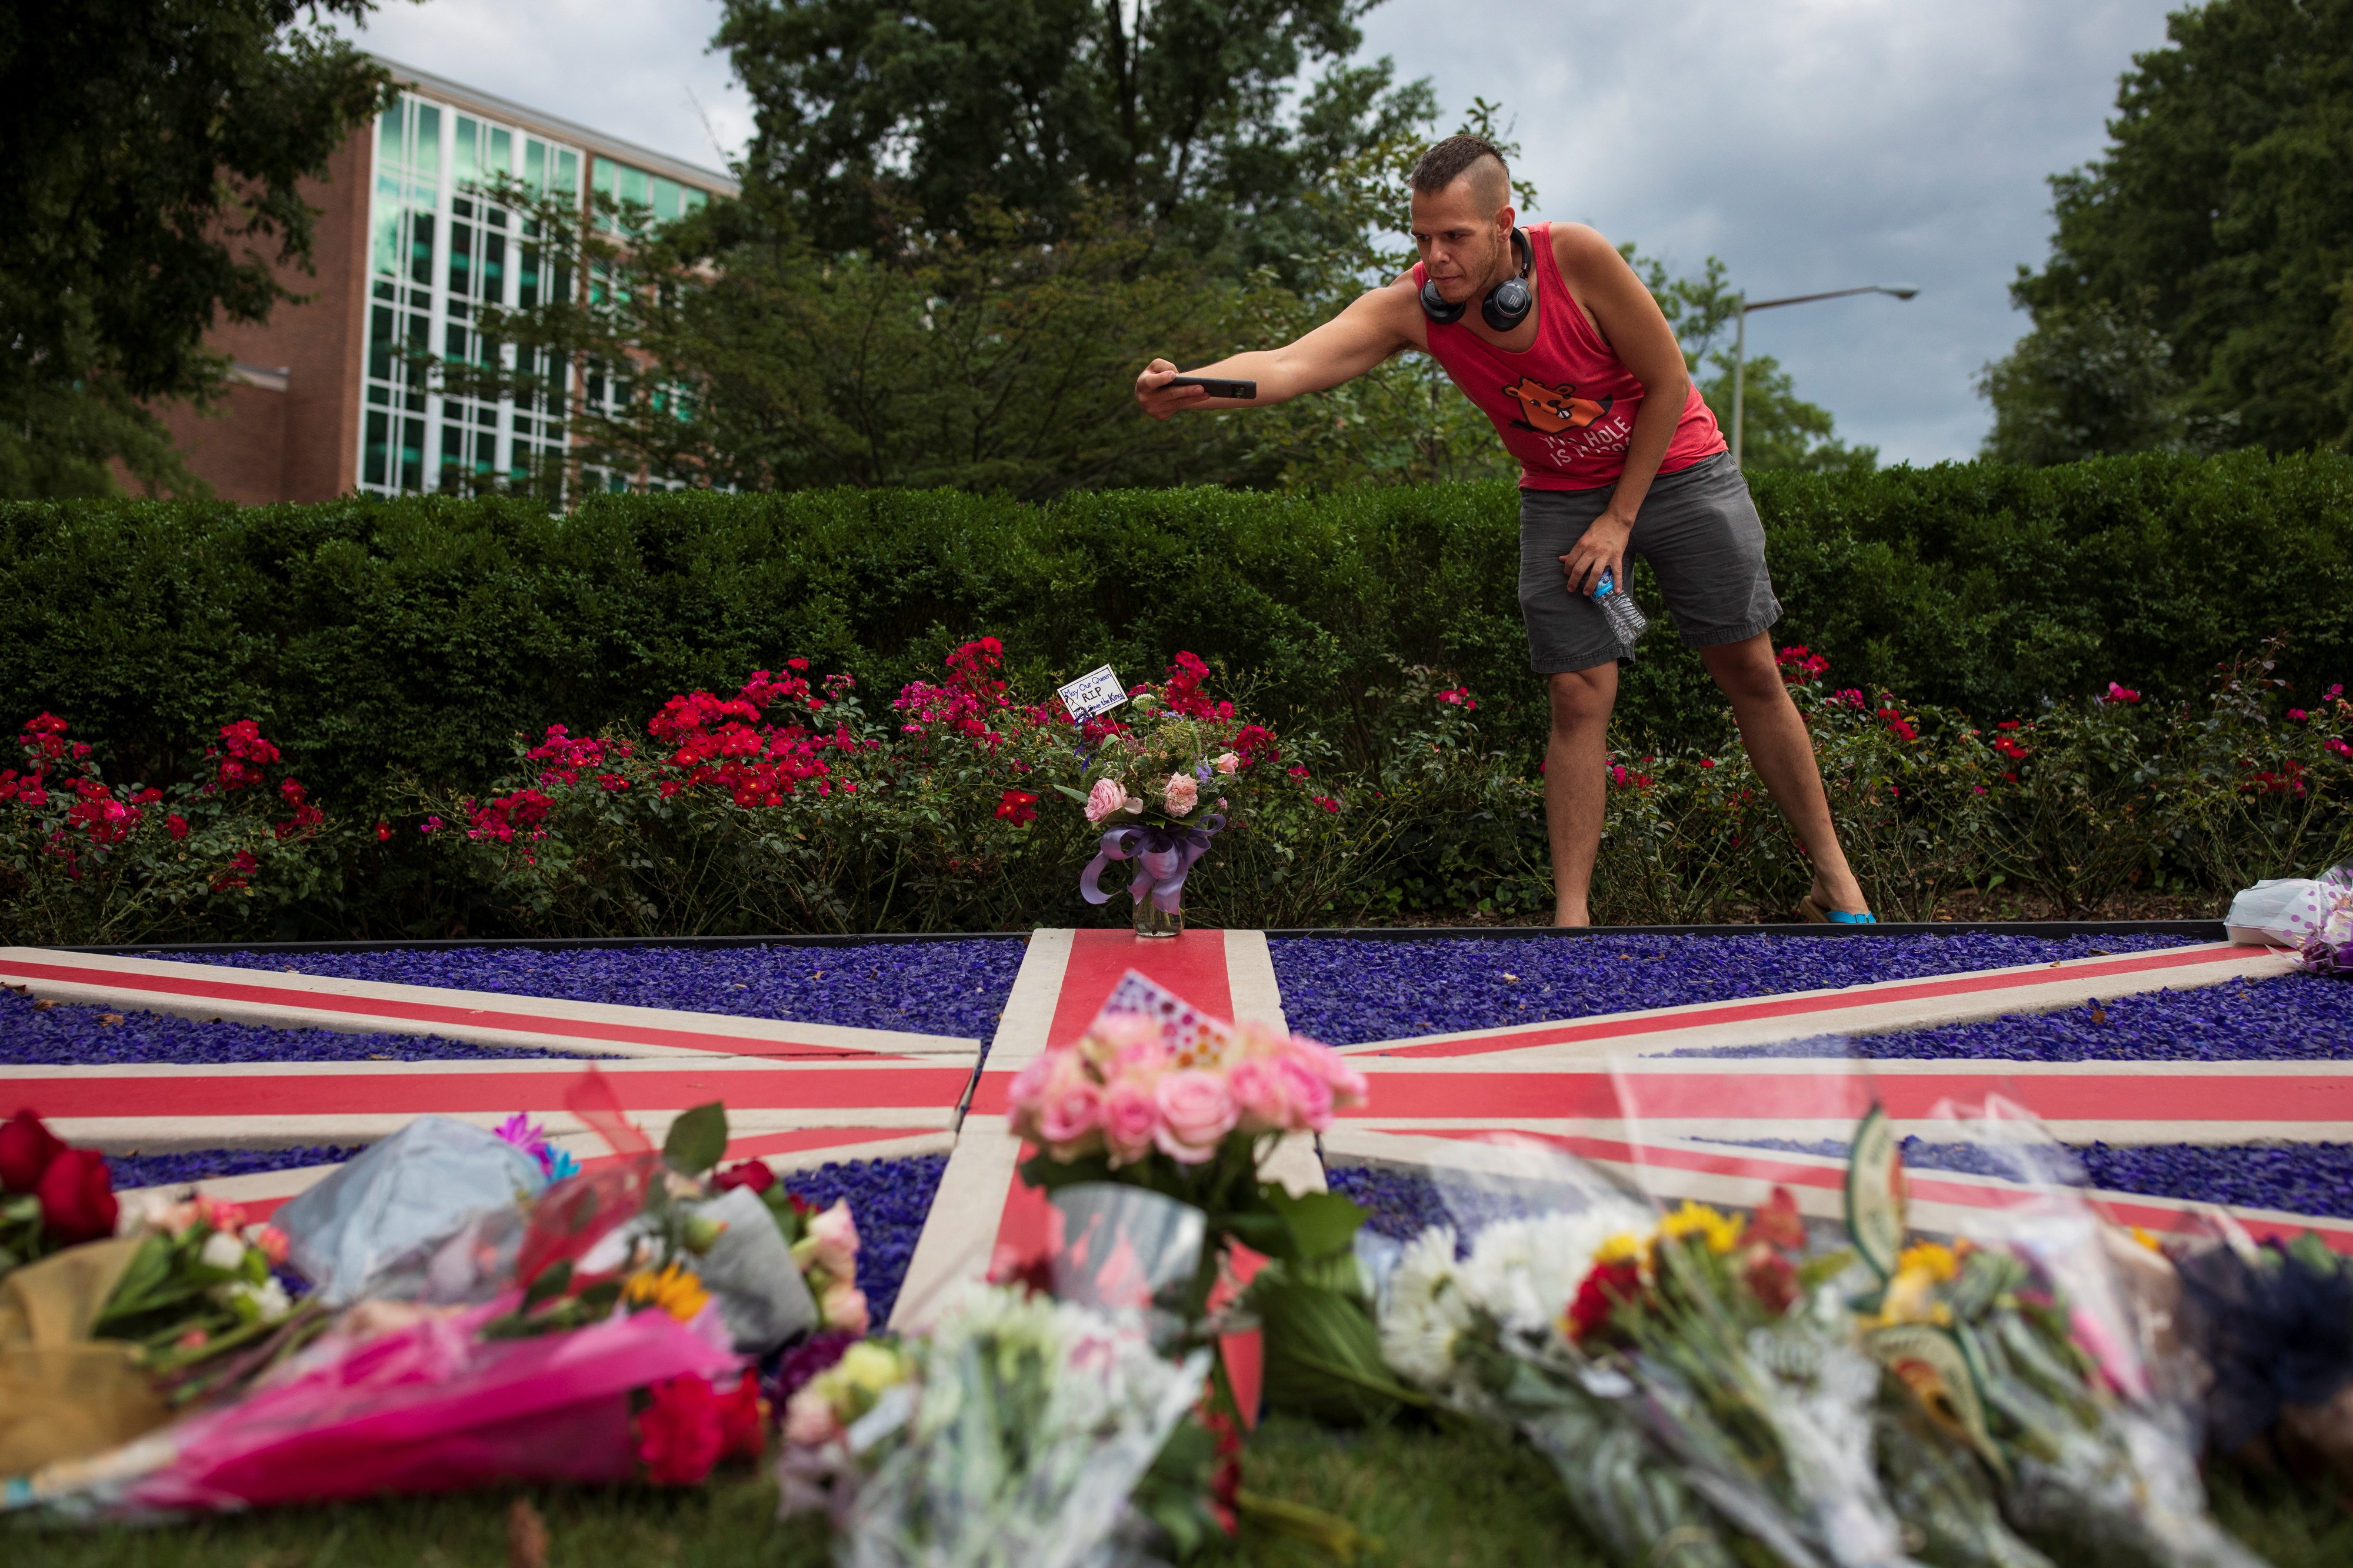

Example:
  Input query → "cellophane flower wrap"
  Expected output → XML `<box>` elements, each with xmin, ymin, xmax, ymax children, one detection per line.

<box><xmin>776</xmin><ymin>1280</ymin><xmax>1209</xmax><ymax>1568</ymax></box>
<box><xmin>1850</xmin><ymin>1100</ymin><xmax>2265</xmax><ymax>1568</ymax></box>
<box><xmin>1006</xmin><ymin>973</ymin><xmax>1368</xmax><ymax>1317</ymax></box>
<box><xmin>1374</xmin><ymin>1139</ymin><xmax>1933</xmax><ymax>1568</ymax></box>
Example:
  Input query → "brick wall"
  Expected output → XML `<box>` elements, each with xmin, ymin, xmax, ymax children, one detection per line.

<box><xmin>148</xmin><ymin>132</ymin><xmax>374</xmax><ymax>502</ymax></box>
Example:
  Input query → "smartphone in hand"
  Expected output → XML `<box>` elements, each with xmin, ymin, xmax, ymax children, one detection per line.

<box><xmin>1165</xmin><ymin>375</ymin><xmax>1257</xmax><ymax>400</ymax></box>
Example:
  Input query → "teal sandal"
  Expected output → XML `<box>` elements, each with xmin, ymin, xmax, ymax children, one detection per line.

<box><xmin>1797</xmin><ymin>893</ymin><xmax>1877</xmax><ymax>925</ymax></box>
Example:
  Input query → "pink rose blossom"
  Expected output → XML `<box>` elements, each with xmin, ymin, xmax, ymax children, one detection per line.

<box><xmin>1214</xmin><ymin>752</ymin><xmax>1239</xmax><ymax>775</ymax></box>
<box><xmin>1006</xmin><ymin>1053</ymin><xmax>1057</xmax><ymax>1135</ymax></box>
<box><xmin>783</xmin><ymin>1386</ymin><xmax>842</xmax><ymax>1447</ymax></box>
<box><xmin>821</xmin><ymin>1280</ymin><xmax>870</xmax><ymax>1335</ymax></box>
<box><xmin>1163</xmin><ymin>773</ymin><xmax>1199</xmax><ymax>815</ymax></box>
<box><xmin>1227</xmin><ymin>1057</ymin><xmax>1290</xmax><ymax>1133</ymax></box>
<box><xmin>804</xmin><ymin>1200</ymin><xmax>860</xmax><ymax>1280</ymax></box>
<box><xmin>1084</xmin><ymin>778</ymin><xmax>1127</xmax><ymax>824</ymax></box>
<box><xmin>1038</xmin><ymin>1074</ymin><xmax>1105</xmax><ymax>1149</ymax></box>
<box><xmin>1081</xmin><ymin>1012</ymin><xmax>1158</xmax><ymax>1067</ymax></box>
<box><xmin>1101</xmin><ymin>1080</ymin><xmax>1160</xmax><ymax>1165</ymax></box>
<box><xmin>1272</xmin><ymin>1053</ymin><xmax>1335</xmax><ymax>1130</ymax></box>
<box><xmin>1152</xmin><ymin>1070</ymin><xmax>1239</xmax><ymax>1162</ymax></box>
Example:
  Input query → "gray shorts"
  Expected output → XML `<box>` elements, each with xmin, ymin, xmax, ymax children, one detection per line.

<box><xmin>1517</xmin><ymin>452</ymin><xmax>1782</xmax><ymax>674</ymax></box>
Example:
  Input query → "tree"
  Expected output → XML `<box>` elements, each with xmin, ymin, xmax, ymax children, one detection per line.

<box><xmin>0</xmin><ymin>0</ymin><xmax>388</xmax><ymax>498</ymax></box>
<box><xmin>432</xmin><ymin>185</ymin><xmax>1274</xmax><ymax>501</ymax></box>
<box><xmin>1997</xmin><ymin>0</ymin><xmax>2353</xmax><ymax>456</ymax></box>
<box><xmin>1977</xmin><ymin>293</ymin><xmax>2185</xmax><ymax>465</ymax></box>
<box><xmin>713</xmin><ymin>0</ymin><xmax>1429</xmax><ymax>283</ymax></box>
<box><xmin>1623</xmin><ymin>250</ymin><xmax>1876</xmax><ymax>474</ymax></box>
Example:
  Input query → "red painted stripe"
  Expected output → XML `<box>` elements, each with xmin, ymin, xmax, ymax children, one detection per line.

<box><xmin>2</xmin><ymin>1065</ymin><xmax>972</xmax><ymax>1118</ymax></box>
<box><xmin>1345</xmin><ymin>1069</ymin><xmax>2353</xmax><ymax>1125</ymax></box>
<box><xmin>0</xmin><ymin>958</ymin><xmax>905</xmax><ymax>1059</ymax></box>
<box><xmin>1375</xmin><ymin>945</ymin><xmax>2257</xmax><ymax>1058</ymax></box>
<box><xmin>1044</xmin><ymin>929</ymin><xmax>1234</xmax><ymax>1053</ymax></box>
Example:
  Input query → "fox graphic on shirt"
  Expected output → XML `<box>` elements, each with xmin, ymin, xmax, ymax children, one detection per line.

<box><xmin>1502</xmin><ymin>376</ymin><xmax>1612</xmax><ymax>435</ymax></box>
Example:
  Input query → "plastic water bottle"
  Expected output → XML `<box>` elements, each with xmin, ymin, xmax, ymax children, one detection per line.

<box><xmin>1592</xmin><ymin>567</ymin><xmax>1649</xmax><ymax>649</ymax></box>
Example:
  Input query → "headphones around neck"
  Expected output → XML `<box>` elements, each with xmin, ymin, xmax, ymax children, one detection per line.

<box><xmin>1419</xmin><ymin>227</ymin><xmax>1533</xmax><ymax>331</ymax></box>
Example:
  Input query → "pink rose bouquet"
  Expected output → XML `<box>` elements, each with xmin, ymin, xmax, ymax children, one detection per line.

<box><xmin>1008</xmin><ymin>1007</ymin><xmax>1365</xmax><ymax>1169</ymax></box>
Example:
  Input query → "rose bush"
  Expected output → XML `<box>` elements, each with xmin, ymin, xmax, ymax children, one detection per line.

<box><xmin>1</xmin><ymin>635</ymin><xmax>2348</xmax><ymax>939</ymax></box>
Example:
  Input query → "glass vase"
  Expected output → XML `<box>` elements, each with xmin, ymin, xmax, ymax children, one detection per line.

<box><xmin>1133</xmin><ymin>893</ymin><xmax>1184</xmax><ymax>939</ymax></box>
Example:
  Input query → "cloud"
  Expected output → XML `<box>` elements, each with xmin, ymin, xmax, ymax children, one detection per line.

<box><xmin>339</xmin><ymin>0</ymin><xmax>2179</xmax><ymax>462</ymax></box>
<box><xmin>1355</xmin><ymin>0</ymin><xmax>2182</xmax><ymax>462</ymax></box>
<box><xmin>332</xmin><ymin>0</ymin><xmax>755</xmax><ymax>176</ymax></box>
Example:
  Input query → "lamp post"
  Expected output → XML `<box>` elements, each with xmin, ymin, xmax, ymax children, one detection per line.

<box><xmin>1730</xmin><ymin>283</ymin><xmax>1918</xmax><ymax>469</ymax></box>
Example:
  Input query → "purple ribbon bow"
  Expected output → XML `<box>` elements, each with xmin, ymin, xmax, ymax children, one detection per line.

<box><xmin>1079</xmin><ymin>816</ymin><xmax>1225</xmax><ymax>913</ymax></box>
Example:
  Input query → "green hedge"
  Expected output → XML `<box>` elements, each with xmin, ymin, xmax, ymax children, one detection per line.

<box><xmin>6</xmin><ymin>449</ymin><xmax>2351</xmax><ymax>820</ymax></box>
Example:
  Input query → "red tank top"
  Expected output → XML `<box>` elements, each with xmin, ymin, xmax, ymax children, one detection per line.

<box><xmin>1412</xmin><ymin>222</ymin><xmax>1727</xmax><ymax>490</ymax></box>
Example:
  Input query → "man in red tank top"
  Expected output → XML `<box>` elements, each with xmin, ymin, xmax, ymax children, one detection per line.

<box><xmin>1136</xmin><ymin>134</ymin><xmax>1874</xmax><ymax>926</ymax></box>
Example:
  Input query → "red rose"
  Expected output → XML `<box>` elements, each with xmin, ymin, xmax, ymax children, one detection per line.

<box><xmin>638</xmin><ymin>1374</ymin><xmax>726</xmax><ymax>1485</ymax></box>
<box><xmin>34</xmin><ymin>1146</ymin><xmax>117</xmax><ymax>1243</ymax></box>
<box><xmin>711</xmin><ymin>1159</ymin><xmax>776</xmax><ymax>1196</ymax></box>
<box><xmin>0</xmin><ymin>1109</ymin><xmax>66</xmax><ymax>1193</ymax></box>
<box><xmin>714</xmin><ymin>1369</ymin><xmax>767</xmax><ymax>1462</ymax></box>
<box><xmin>1566</xmin><ymin>1258</ymin><xmax>1643</xmax><ymax>1344</ymax></box>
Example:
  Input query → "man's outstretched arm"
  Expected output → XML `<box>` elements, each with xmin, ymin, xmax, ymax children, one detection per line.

<box><xmin>1135</xmin><ymin>283</ymin><xmax>1422</xmax><ymax>419</ymax></box>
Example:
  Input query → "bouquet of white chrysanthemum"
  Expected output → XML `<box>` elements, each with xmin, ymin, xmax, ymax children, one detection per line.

<box><xmin>782</xmin><ymin>1281</ymin><xmax>1212</xmax><ymax>1568</ymax></box>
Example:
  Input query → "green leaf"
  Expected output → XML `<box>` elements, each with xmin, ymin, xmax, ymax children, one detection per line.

<box><xmin>522</xmin><ymin>1257</ymin><xmax>575</xmax><ymax>1308</ymax></box>
<box><xmin>1050</xmin><ymin>783</ymin><xmax>1092</xmax><ymax>804</ymax></box>
<box><xmin>664</xmin><ymin>1100</ymin><xmax>729</xmax><ymax>1175</ymax></box>
<box><xmin>1265</xmin><ymin>1186</ymin><xmax>1367</xmax><ymax>1263</ymax></box>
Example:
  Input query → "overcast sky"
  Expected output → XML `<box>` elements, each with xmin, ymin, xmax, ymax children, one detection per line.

<box><xmin>337</xmin><ymin>0</ymin><xmax>2185</xmax><ymax>465</ymax></box>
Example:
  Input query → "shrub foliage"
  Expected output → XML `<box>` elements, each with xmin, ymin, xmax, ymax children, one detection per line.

<box><xmin>2</xmin><ymin>451</ymin><xmax>2349</xmax><ymax>938</ymax></box>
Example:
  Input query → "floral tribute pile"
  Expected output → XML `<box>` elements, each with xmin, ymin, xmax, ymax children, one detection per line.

<box><xmin>0</xmin><ymin>1084</ymin><xmax>864</xmax><ymax>1516</ymax></box>
<box><xmin>1368</xmin><ymin>1109</ymin><xmax>2309</xmax><ymax>1568</ymax></box>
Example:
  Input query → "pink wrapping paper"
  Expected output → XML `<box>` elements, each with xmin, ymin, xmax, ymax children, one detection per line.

<box><xmin>126</xmin><ymin>1296</ymin><xmax>741</xmax><ymax>1511</ymax></box>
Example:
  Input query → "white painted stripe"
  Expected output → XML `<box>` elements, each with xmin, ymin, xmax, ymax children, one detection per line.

<box><xmin>981</xmin><ymin>930</ymin><xmax>1072</xmax><ymax>1069</ymax></box>
<box><xmin>0</xmin><ymin>946</ymin><xmax>979</xmax><ymax>1060</ymax></box>
<box><xmin>891</xmin><ymin>1126</ymin><xmax>1025</xmax><ymax>1330</ymax></box>
<box><xmin>1224</xmin><ymin>928</ymin><xmax>1288</xmax><ymax>1032</ymax></box>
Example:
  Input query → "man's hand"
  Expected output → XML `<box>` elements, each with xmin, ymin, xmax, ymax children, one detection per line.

<box><xmin>1558</xmin><ymin>508</ymin><xmax>1636</xmax><ymax>598</ymax></box>
<box><xmin>1135</xmin><ymin>360</ymin><xmax>1211</xmax><ymax>422</ymax></box>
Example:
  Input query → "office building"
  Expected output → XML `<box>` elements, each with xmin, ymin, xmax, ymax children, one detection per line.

<box><xmin>157</xmin><ymin>58</ymin><xmax>738</xmax><ymax>503</ymax></box>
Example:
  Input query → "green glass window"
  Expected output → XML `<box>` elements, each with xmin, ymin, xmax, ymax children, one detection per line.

<box><xmin>652</xmin><ymin>176</ymin><xmax>681</xmax><ymax>219</ymax></box>
<box><xmin>620</xmin><ymin>165</ymin><xmax>650</xmax><ymax>209</ymax></box>
<box><xmin>447</xmin><ymin>219</ymin><xmax>471</xmax><ymax>295</ymax></box>
<box><xmin>455</xmin><ymin>116</ymin><xmax>479</xmax><ymax>184</ymax></box>
<box><xmin>684</xmin><ymin>188</ymin><xmax>708</xmax><ymax>215</ymax></box>
<box><xmin>555</xmin><ymin>149</ymin><xmax>579</xmax><ymax>195</ymax></box>
<box><xmin>592</xmin><ymin>158</ymin><xmax>616</xmax><ymax>198</ymax></box>
<box><xmin>371</xmin><ymin>179</ymin><xmax>402</xmax><ymax>276</ymax></box>
<box><xmin>525</xmin><ymin>140</ymin><xmax>546</xmax><ymax>193</ymax></box>
<box><xmin>481</xmin><ymin>232</ymin><xmax>504</xmax><ymax>301</ymax></box>
<box><xmin>378</xmin><ymin>108</ymin><xmax>403</xmax><ymax>166</ymax></box>
<box><xmin>368</xmin><ymin>305</ymin><xmax>396</xmax><ymax>381</ymax></box>
<box><xmin>490</xmin><ymin>128</ymin><xmax>512</xmax><ymax>179</ymax></box>
<box><xmin>414</xmin><ymin>106</ymin><xmax>439</xmax><ymax>176</ymax></box>
<box><xmin>407</xmin><ymin>211</ymin><xmax>435</xmax><ymax>287</ymax></box>
<box><xmin>364</xmin><ymin>411</ymin><xmax>389</xmax><ymax>485</ymax></box>
<box><xmin>398</xmin><ymin>417</ymin><xmax>425</xmax><ymax>491</ymax></box>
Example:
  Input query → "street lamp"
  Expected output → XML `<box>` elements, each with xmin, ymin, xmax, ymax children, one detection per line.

<box><xmin>1730</xmin><ymin>283</ymin><xmax>1918</xmax><ymax>469</ymax></box>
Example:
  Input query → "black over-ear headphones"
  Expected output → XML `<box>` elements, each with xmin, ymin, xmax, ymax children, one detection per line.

<box><xmin>1419</xmin><ymin>227</ymin><xmax>1532</xmax><ymax>331</ymax></box>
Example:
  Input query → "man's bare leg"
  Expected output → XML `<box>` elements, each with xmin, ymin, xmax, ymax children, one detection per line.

<box><xmin>1545</xmin><ymin>662</ymin><xmax>1618</xmax><ymax>926</ymax></box>
<box><xmin>1698</xmin><ymin>633</ymin><xmax>1869</xmax><ymax>914</ymax></box>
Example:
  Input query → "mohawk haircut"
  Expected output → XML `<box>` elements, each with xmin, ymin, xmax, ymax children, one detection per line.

<box><xmin>1409</xmin><ymin>134</ymin><xmax>1511</xmax><ymax>207</ymax></box>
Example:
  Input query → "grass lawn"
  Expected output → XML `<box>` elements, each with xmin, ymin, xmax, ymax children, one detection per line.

<box><xmin>13</xmin><ymin>1418</ymin><xmax>2349</xmax><ymax>1567</ymax></box>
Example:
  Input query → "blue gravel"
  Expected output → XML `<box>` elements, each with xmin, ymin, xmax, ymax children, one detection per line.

<box><xmin>1328</xmin><ymin>1164</ymin><xmax>1463</xmax><ymax>1243</ymax></box>
<box><xmin>1720</xmin><ymin>1135</ymin><xmax>2353</xmax><ymax>1222</ymax></box>
<box><xmin>0</xmin><ymin>990</ymin><xmax>567</xmax><ymax>1066</ymax></box>
<box><xmin>165</xmin><ymin>941</ymin><xmax>1026</xmax><ymax>1042</ymax></box>
<box><xmin>106</xmin><ymin>1144</ymin><xmax>369</xmax><ymax>1190</ymax></box>
<box><xmin>781</xmin><ymin>1153</ymin><xmax>946</xmax><ymax>1328</ymax></box>
<box><xmin>1679</xmin><ymin>971</ymin><xmax>2353</xmax><ymax>1062</ymax></box>
<box><xmin>1270</xmin><ymin>933</ymin><xmax>2204</xmax><ymax>1046</ymax></box>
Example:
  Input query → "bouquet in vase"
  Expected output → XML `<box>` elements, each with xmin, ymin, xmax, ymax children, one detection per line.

<box><xmin>1052</xmin><ymin>653</ymin><xmax>1277</xmax><ymax>934</ymax></box>
<box><xmin>1006</xmin><ymin>973</ymin><xmax>1411</xmax><ymax>1423</ymax></box>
